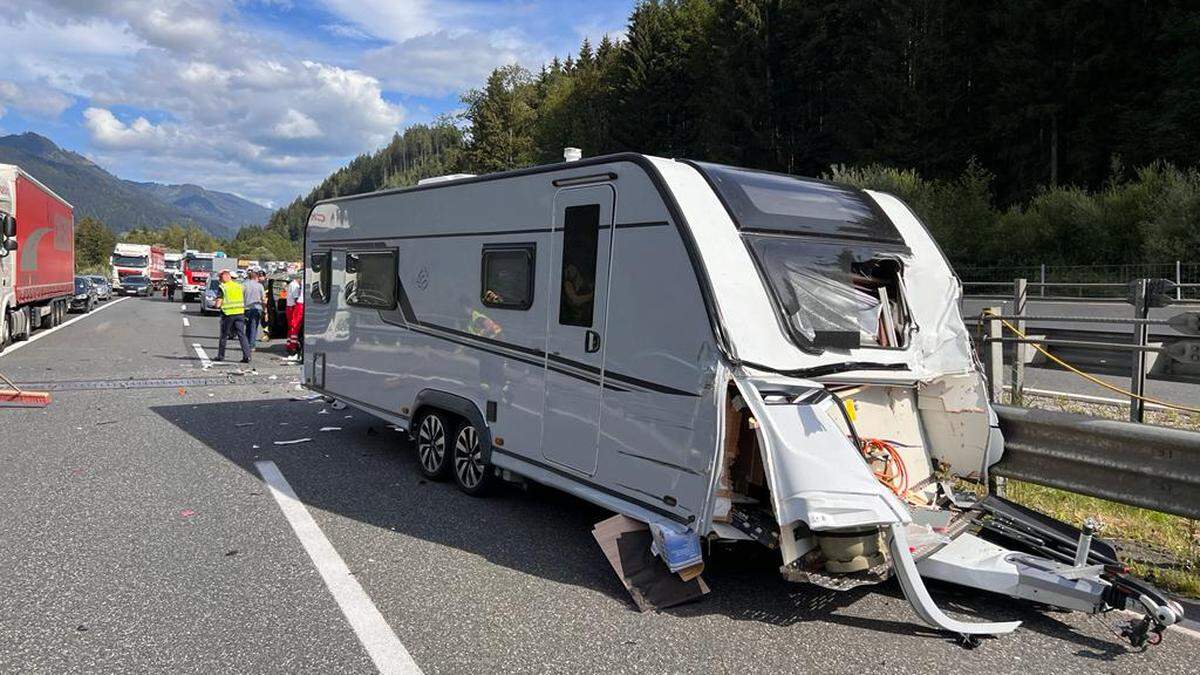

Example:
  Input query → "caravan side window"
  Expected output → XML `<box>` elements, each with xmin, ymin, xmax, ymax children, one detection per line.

<box><xmin>558</xmin><ymin>204</ymin><xmax>600</xmax><ymax>327</ymax></box>
<box><xmin>310</xmin><ymin>250</ymin><xmax>332</xmax><ymax>303</ymax></box>
<box><xmin>481</xmin><ymin>244</ymin><xmax>535</xmax><ymax>310</ymax></box>
<box><xmin>345</xmin><ymin>250</ymin><xmax>397</xmax><ymax>309</ymax></box>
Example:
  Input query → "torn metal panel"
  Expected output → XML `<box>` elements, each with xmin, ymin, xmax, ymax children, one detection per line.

<box><xmin>732</xmin><ymin>374</ymin><xmax>910</xmax><ymax>534</ymax></box>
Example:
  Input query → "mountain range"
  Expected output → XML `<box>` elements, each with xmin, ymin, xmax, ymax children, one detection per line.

<box><xmin>0</xmin><ymin>132</ymin><xmax>270</xmax><ymax>237</ymax></box>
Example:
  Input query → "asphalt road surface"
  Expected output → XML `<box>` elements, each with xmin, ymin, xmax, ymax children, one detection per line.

<box><xmin>1</xmin><ymin>296</ymin><xmax>1196</xmax><ymax>673</ymax></box>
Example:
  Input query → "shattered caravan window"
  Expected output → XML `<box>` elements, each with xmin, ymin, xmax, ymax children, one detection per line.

<box><xmin>744</xmin><ymin>235</ymin><xmax>912</xmax><ymax>351</ymax></box>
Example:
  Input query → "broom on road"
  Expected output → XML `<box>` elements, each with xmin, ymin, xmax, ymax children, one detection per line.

<box><xmin>0</xmin><ymin>370</ymin><xmax>50</xmax><ymax>408</ymax></box>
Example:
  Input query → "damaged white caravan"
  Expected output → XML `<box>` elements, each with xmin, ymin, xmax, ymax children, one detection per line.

<box><xmin>302</xmin><ymin>153</ymin><xmax>1183</xmax><ymax>646</ymax></box>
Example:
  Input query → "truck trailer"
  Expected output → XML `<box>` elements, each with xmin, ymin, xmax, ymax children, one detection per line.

<box><xmin>110</xmin><ymin>242</ymin><xmax>164</xmax><ymax>290</ymax></box>
<box><xmin>301</xmin><ymin>153</ymin><xmax>1183</xmax><ymax>647</ymax></box>
<box><xmin>0</xmin><ymin>164</ymin><xmax>75</xmax><ymax>348</ymax></box>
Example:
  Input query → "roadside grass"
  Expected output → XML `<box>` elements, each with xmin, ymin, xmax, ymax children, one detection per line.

<box><xmin>1001</xmin><ymin>393</ymin><xmax>1200</xmax><ymax>599</ymax></box>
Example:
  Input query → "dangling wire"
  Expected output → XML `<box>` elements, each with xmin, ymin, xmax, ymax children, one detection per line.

<box><xmin>859</xmin><ymin>437</ymin><xmax>908</xmax><ymax>498</ymax></box>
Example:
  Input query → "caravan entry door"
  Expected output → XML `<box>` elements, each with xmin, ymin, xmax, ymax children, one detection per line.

<box><xmin>541</xmin><ymin>185</ymin><xmax>615</xmax><ymax>476</ymax></box>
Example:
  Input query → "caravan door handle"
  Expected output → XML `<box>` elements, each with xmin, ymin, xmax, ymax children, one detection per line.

<box><xmin>584</xmin><ymin>330</ymin><xmax>601</xmax><ymax>353</ymax></box>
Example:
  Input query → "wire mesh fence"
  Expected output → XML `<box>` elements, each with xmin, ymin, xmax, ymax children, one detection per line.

<box><xmin>959</xmin><ymin>262</ymin><xmax>1200</xmax><ymax>300</ymax></box>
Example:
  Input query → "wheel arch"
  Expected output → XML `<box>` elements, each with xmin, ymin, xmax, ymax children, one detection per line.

<box><xmin>410</xmin><ymin>389</ymin><xmax>494</xmax><ymax>463</ymax></box>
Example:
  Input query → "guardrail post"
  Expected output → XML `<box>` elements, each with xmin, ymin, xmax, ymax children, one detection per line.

<box><xmin>1131</xmin><ymin>279</ymin><xmax>1149</xmax><ymax>423</ymax></box>
<box><xmin>1177</xmin><ymin>260</ymin><xmax>1183</xmax><ymax>301</ymax></box>
<box><xmin>1011</xmin><ymin>278</ymin><xmax>1027</xmax><ymax>406</ymax></box>
<box><xmin>1039</xmin><ymin>263</ymin><xmax>1046</xmax><ymax>297</ymax></box>
<box><xmin>984</xmin><ymin>306</ymin><xmax>1004</xmax><ymax>402</ymax></box>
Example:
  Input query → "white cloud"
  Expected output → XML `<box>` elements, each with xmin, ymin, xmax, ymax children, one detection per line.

<box><xmin>273</xmin><ymin>109</ymin><xmax>321</xmax><ymax>139</ymax></box>
<box><xmin>316</xmin><ymin>0</ymin><xmax>445</xmax><ymax>43</ymax></box>
<box><xmin>0</xmin><ymin>0</ymin><xmax>621</xmax><ymax>206</ymax></box>
<box><xmin>0</xmin><ymin>0</ymin><xmax>408</xmax><ymax>206</ymax></box>
<box><xmin>0</xmin><ymin>80</ymin><xmax>74</xmax><ymax>118</ymax></box>
<box><xmin>361</xmin><ymin>29</ymin><xmax>545</xmax><ymax>97</ymax></box>
<box><xmin>83</xmin><ymin>107</ymin><xmax>174</xmax><ymax>150</ymax></box>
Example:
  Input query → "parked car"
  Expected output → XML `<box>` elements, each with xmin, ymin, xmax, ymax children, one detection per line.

<box><xmin>201</xmin><ymin>278</ymin><xmax>221</xmax><ymax>315</ymax></box>
<box><xmin>118</xmin><ymin>275</ymin><xmax>151</xmax><ymax>296</ymax></box>
<box><xmin>69</xmin><ymin>276</ymin><xmax>98</xmax><ymax>313</ymax></box>
<box><xmin>86</xmin><ymin>275</ymin><xmax>113</xmax><ymax>301</ymax></box>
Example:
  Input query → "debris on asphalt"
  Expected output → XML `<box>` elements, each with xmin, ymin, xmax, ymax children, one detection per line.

<box><xmin>290</xmin><ymin>393</ymin><xmax>321</xmax><ymax>401</ymax></box>
<box><xmin>234</xmin><ymin>422</ymin><xmax>255</xmax><ymax>428</ymax></box>
<box><xmin>95</xmin><ymin>419</ymin><xmax>118</xmax><ymax>426</ymax></box>
<box><xmin>178</xmin><ymin>388</ymin><xmax>186</xmax><ymax>396</ymax></box>
<box><xmin>268</xmin><ymin>375</ymin><xmax>278</xmax><ymax>380</ymax></box>
<box><xmin>319</xmin><ymin>426</ymin><xmax>341</xmax><ymax>432</ymax></box>
<box><xmin>330</xmin><ymin>400</ymin><xmax>347</xmax><ymax>410</ymax></box>
<box><xmin>251</xmin><ymin>444</ymin><xmax>260</xmax><ymax>449</ymax></box>
<box><xmin>180</xmin><ymin>509</ymin><xmax>196</xmax><ymax>518</ymax></box>
<box><xmin>343</xmin><ymin>415</ymin><xmax>353</xmax><ymax>419</ymax></box>
<box><xmin>225</xmin><ymin>550</ymin><xmax>239</xmax><ymax>557</ymax></box>
<box><xmin>317</xmin><ymin>408</ymin><xmax>329</xmax><ymax>415</ymax></box>
<box><xmin>273</xmin><ymin>438</ymin><xmax>311</xmax><ymax>445</ymax></box>
<box><xmin>592</xmin><ymin>515</ymin><xmax>709</xmax><ymax>612</ymax></box>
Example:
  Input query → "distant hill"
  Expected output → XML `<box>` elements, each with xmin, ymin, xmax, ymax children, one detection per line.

<box><xmin>0</xmin><ymin>132</ymin><xmax>270</xmax><ymax>236</ymax></box>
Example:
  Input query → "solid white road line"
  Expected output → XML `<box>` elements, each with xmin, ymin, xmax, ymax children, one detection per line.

<box><xmin>182</xmin><ymin>317</ymin><xmax>190</xmax><ymax>327</ymax></box>
<box><xmin>255</xmin><ymin>461</ymin><xmax>422</xmax><ymax>675</ymax></box>
<box><xmin>0</xmin><ymin>297</ymin><xmax>129</xmax><ymax>358</ymax></box>
<box><xmin>191</xmin><ymin>343</ymin><xmax>212</xmax><ymax>369</ymax></box>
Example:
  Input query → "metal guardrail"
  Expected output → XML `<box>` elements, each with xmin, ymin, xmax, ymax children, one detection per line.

<box><xmin>992</xmin><ymin>404</ymin><xmax>1200</xmax><ymax>520</ymax></box>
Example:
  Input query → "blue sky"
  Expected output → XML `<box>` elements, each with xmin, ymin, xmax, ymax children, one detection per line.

<box><xmin>0</xmin><ymin>1</ymin><xmax>634</xmax><ymax>209</ymax></box>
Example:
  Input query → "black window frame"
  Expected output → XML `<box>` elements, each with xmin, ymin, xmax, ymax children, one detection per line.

<box><xmin>480</xmin><ymin>243</ymin><xmax>536</xmax><ymax>311</ymax></box>
<box><xmin>309</xmin><ymin>250</ymin><xmax>333</xmax><ymax>304</ymax></box>
<box><xmin>344</xmin><ymin>248</ymin><xmax>398</xmax><ymax>310</ymax></box>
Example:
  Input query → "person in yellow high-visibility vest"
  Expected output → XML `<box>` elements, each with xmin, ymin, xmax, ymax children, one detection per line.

<box><xmin>213</xmin><ymin>269</ymin><xmax>251</xmax><ymax>364</ymax></box>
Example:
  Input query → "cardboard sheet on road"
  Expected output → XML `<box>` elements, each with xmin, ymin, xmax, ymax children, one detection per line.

<box><xmin>592</xmin><ymin>515</ymin><xmax>709</xmax><ymax>612</ymax></box>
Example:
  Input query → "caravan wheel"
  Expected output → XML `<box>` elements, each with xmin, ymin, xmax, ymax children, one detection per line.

<box><xmin>414</xmin><ymin>411</ymin><xmax>451</xmax><ymax>479</ymax></box>
<box><xmin>451</xmin><ymin>421</ymin><xmax>493</xmax><ymax>496</ymax></box>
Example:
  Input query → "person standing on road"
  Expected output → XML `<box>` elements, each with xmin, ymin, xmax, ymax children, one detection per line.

<box><xmin>285</xmin><ymin>272</ymin><xmax>304</xmax><ymax>359</ymax></box>
<box><xmin>213</xmin><ymin>269</ymin><xmax>251</xmax><ymax>364</ymax></box>
<box><xmin>164</xmin><ymin>272</ymin><xmax>178</xmax><ymax>302</ymax></box>
<box><xmin>241</xmin><ymin>270</ymin><xmax>266</xmax><ymax>351</ymax></box>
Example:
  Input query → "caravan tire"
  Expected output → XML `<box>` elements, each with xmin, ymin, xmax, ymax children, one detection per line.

<box><xmin>451</xmin><ymin>421</ymin><xmax>493</xmax><ymax>496</ymax></box>
<box><xmin>414</xmin><ymin>411</ymin><xmax>451</xmax><ymax>480</ymax></box>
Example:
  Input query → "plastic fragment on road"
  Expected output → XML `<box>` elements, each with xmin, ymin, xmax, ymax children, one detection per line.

<box><xmin>273</xmin><ymin>438</ymin><xmax>312</xmax><ymax>445</ymax></box>
<box><xmin>648</xmin><ymin>522</ymin><xmax>704</xmax><ymax>573</ymax></box>
<box><xmin>317</xmin><ymin>408</ymin><xmax>329</xmax><ymax>415</ymax></box>
<box><xmin>330</xmin><ymin>400</ymin><xmax>347</xmax><ymax>410</ymax></box>
<box><xmin>234</xmin><ymin>422</ymin><xmax>255</xmax><ymax>427</ymax></box>
<box><xmin>180</xmin><ymin>509</ymin><xmax>196</xmax><ymax>518</ymax></box>
<box><xmin>592</xmin><ymin>514</ymin><xmax>709</xmax><ymax>612</ymax></box>
<box><xmin>319</xmin><ymin>426</ymin><xmax>341</xmax><ymax>432</ymax></box>
<box><xmin>252</xmin><ymin>444</ymin><xmax>260</xmax><ymax>449</ymax></box>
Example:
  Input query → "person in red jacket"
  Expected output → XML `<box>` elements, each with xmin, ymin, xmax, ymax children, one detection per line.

<box><xmin>285</xmin><ymin>273</ymin><xmax>304</xmax><ymax>359</ymax></box>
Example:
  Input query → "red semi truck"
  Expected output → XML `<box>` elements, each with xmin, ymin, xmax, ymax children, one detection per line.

<box><xmin>0</xmin><ymin>163</ymin><xmax>75</xmax><ymax>348</ymax></box>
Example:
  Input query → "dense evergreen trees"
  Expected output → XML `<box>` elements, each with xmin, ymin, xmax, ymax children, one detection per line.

<box><xmin>262</xmin><ymin>0</ymin><xmax>1200</xmax><ymax>269</ymax></box>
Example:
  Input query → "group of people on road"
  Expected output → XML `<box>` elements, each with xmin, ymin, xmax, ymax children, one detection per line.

<box><xmin>212</xmin><ymin>269</ymin><xmax>304</xmax><ymax>365</ymax></box>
